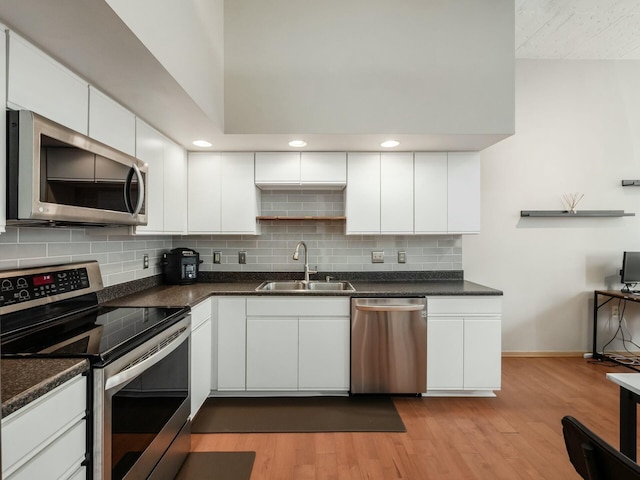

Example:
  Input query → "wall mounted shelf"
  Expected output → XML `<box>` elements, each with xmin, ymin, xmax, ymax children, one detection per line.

<box><xmin>257</xmin><ymin>216</ymin><xmax>346</xmax><ymax>221</ymax></box>
<box><xmin>520</xmin><ymin>210</ymin><xmax>635</xmax><ymax>217</ymax></box>
<box><xmin>622</xmin><ymin>180</ymin><xmax>640</xmax><ymax>186</ymax></box>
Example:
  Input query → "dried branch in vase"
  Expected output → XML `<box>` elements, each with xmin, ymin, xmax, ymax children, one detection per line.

<box><xmin>562</xmin><ymin>192</ymin><xmax>584</xmax><ymax>213</ymax></box>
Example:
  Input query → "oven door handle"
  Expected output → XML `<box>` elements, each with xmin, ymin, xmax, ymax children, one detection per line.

<box><xmin>105</xmin><ymin>326</ymin><xmax>189</xmax><ymax>392</ymax></box>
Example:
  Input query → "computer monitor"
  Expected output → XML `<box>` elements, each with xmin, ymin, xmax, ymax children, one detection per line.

<box><xmin>621</xmin><ymin>252</ymin><xmax>640</xmax><ymax>292</ymax></box>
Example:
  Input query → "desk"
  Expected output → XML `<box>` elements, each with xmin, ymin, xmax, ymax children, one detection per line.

<box><xmin>606</xmin><ymin>372</ymin><xmax>640</xmax><ymax>461</ymax></box>
<box><xmin>593</xmin><ymin>290</ymin><xmax>640</xmax><ymax>371</ymax></box>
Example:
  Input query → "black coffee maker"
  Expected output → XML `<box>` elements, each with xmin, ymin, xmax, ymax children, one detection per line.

<box><xmin>162</xmin><ymin>248</ymin><xmax>202</xmax><ymax>285</ymax></box>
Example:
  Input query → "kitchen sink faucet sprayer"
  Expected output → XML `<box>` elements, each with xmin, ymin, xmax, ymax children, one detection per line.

<box><xmin>292</xmin><ymin>241</ymin><xmax>317</xmax><ymax>283</ymax></box>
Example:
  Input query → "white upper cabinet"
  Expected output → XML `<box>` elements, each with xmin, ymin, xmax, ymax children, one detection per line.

<box><xmin>300</xmin><ymin>152</ymin><xmax>346</xmax><ymax>187</ymax></box>
<box><xmin>255</xmin><ymin>152</ymin><xmax>346</xmax><ymax>189</ymax></box>
<box><xmin>221</xmin><ymin>153</ymin><xmax>260</xmax><ymax>233</ymax></box>
<box><xmin>414</xmin><ymin>152</ymin><xmax>448</xmax><ymax>234</ymax></box>
<box><xmin>88</xmin><ymin>86</ymin><xmax>136</xmax><ymax>155</ymax></box>
<box><xmin>188</xmin><ymin>153</ymin><xmax>260</xmax><ymax>234</ymax></box>
<box><xmin>255</xmin><ymin>152</ymin><xmax>300</xmax><ymax>186</ymax></box>
<box><xmin>7</xmin><ymin>32</ymin><xmax>89</xmax><ymax>135</ymax></box>
<box><xmin>447</xmin><ymin>152</ymin><xmax>480</xmax><ymax>234</ymax></box>
<box><xmin>345</xmin><ymin>153</ymin><xmax>381</xmax><ymax>234</ymax></box>
<box><xmin>135</xmin><ymin>119</ymin><xmax>187</xmax><ymax>235</ymax></box>
<box><xmin>348</xmin><ymin>151</ymin><xmax>480</xmax><ymax>235</ymax></box>
<box><xmin>134</xmin><ymin>119</ymin><xmax>165</xmax><ymax>233</ymax></box>
<box><xmin>163</xmin><ymin>140</ymin><xmax>188</xmax><ymax>234</ymax></box>
<box><xmin>187</xmin><ymin>153</ymin><xmax>222</xmax><ymax>233</ymax></box>
<box><xmin>381</xmin><ymin>152</ymin><xmax>414</xmax><ymax>234</ymax></box>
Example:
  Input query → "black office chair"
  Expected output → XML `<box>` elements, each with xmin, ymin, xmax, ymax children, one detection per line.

<box><xmin>562</xmin><ymin>415</ymin><xmax>640</xmax><ymax>479</ymax></box>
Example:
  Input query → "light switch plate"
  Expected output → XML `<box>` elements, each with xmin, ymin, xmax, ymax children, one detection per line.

<box><xmin>214</xmin><ymin>251</ymin><xmax>221</xmax><ymax>264</ymax></box>
<box><xmin>372</xmin><ymin>251</ymin><xmax>384</xmax><ymax>263</ymax></box>
<box><xmin>239</xmin><ymin>251</ymin><xmax>247</xmax><ymax>264</ymax></box>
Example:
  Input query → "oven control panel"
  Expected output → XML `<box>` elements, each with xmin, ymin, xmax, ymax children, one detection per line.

<box><xmin>0</xmin><ymin>267</ymin><xmax>90</xmax><ymax>308</ymax></box>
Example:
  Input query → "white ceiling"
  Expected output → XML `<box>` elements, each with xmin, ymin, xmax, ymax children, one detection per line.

<box><xmin>516</xmin><ymin>0</ymin><xmax>640</xmax><ymax>59</ymax></box>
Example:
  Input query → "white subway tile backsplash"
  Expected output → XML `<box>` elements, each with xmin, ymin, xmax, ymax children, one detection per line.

<box><xmin>1</xmin><ymin>189</ymin><xmax>463</xmax><ymax>285</ymax></box>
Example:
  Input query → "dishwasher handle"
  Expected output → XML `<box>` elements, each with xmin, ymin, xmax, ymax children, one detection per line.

<box><xmin>354</xmin><ymin>304</ymin><xmax>425</xmax><ymax>312</ymax></box>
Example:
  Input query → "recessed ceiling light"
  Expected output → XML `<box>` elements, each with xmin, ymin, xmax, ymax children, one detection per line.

<box><xmin>288</xmin><ymin>140</ymin><xmax>307</xmax><ymax>148</ymax></box>
<box><xmin>380</xmin><ymin>140</ymin><xmax>400</xmax><ymax>148</ymax></box>
<box><xmin>192</xmin><ymin>140</ymin><xmax>212</xmax><ymax>147</ymax></box>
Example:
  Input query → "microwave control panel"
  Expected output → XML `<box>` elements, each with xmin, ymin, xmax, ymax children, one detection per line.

<box><xmin>0</xmin><ymin>267</ymin><xmax>90</xmax><ymax>307</ymax></box>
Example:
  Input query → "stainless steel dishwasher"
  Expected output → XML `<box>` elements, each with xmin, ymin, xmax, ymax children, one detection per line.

<box><xmin>351</xmin><ymin>297</ymin><xmax>427</xmax><ymax>394</ymax></box>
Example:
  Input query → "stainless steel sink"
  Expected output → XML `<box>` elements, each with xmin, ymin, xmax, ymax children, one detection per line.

<box><xmin>255</xmin><ymin>280</ymin><xmax>355</xmax><ymax>292</ymax></box>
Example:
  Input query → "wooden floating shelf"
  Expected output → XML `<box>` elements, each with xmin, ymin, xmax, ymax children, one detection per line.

<box><xmin>257</xmin><ymin>216</ymin><xmax>346</xmax><ymax>221</ymax></box>
<box><xmin>520</xmin><ymin>210</ymin><xmax>635</xmax><ymax>217</ymax></box>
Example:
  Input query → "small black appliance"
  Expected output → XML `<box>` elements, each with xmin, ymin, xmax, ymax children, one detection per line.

<box><xmin>162</xmin><ymin>248</ymin><xmax>202</xmax><ymax>285</ymax></box>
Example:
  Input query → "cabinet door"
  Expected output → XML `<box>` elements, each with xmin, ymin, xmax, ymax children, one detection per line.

<box><xmin>191</xmin><ymin>317</ymin><xmax>212</xmax><ymax>418</ymax></box>
<box><xmin>345</xmin><ymin>153</ymin><xmax>380</xmax><ymax>234</ymax></box>
<box><xmin>221</xmin><ymin>153</ymin><xmax>259</xmax><ymax>234</ymax></box>
<box><xmin>464</xmin><ymin>317</ymin><xmax>501</xmax><ymax>390</ymax></box>
<box><xmin>299</xmin><ymin>317</ymin><xmax>350</xmax><ymax>391</ymax></box>
<box><xmin>447</xmin><ymin>152</ymin><xmax>480</xmax><ymax>233</ymax></box>
<box><xmin>134</xmin><ymin>119</ymin><xmax>165</xmax><ymax>234</ymax></box>
<box><xmin>88</xmin><ymin>86</ymin><xmax>135</xmax><ymax>155</ymax></box>
<box><xmin>381</xmin><ymin>152</ymin><xmax>414</xmax><ymax>234</ymax></box>
<box><xmin>255</xmin><ymin>152</ymin><xmax>300</xmax><ymax>186</ymax></box>
<box><xmin>414</xmin><ymin>153</ymin><xmax>448</xmax><ymax>234</ymax></box>
<box><xmin>8</xmin><ymin>32</ymin><xmax>88</xmax><ymax>134</ymax></box>
<box><xmin>246</xmin><ymin>317</ymin><xmax>298</xmax><ymax>390</ymax></box>
<box><xmin>300</xmin><ymin>152</ymin><xmax>347</xmax><ymax>186</ymax></box>
<box><xmin>427</xmin><ymin>317</ymin><xmax>464</xmax><ymax>390</ymax></box>
<box><xmin>187</xmin><ymin>153</ymin><xmax>222</xmax><ymax>233</ymax></box>
<box><xmin>163</xmin><ymin>141</ymin><xmax>188</xmax><ymax>234</ymax></box>
<box><xmin>216</xmin><ymin>298</ymin><xmax>246</xmax><ymax>391</ymax></box>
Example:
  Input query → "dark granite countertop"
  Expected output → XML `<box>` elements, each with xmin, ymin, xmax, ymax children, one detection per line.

<box><xmin>2</xmin><ymin>358</ymin><xmax>89</xmax><ymax>417</ymax></box>
<box><xmin>104</xmin><ymin>278</ymin><xmax>502</xmax><ymax>308</ymax></box>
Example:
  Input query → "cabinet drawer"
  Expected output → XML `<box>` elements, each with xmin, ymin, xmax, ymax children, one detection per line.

<box><xmin>428</xmin><ymin>297</ymin><xmax>501</xmax><ymax>315</ymax></box>
<box><xmin>191</xmin><ymin>299</ymin><xmax>212</xmax><ymax>330</ymax></box>
<box><xmin>7</xmin><ymin>419</ymin><xmax>86</xmax><ymax>480</ymax></box>
<box><xmin>2</xmin><ymin>375</ymin><xmax>86</xmax><ymax>475</ymax></box>
<box><xmin>246</xmin><ymin>297</ymin><xmax>349</xmax><ymax>317</ymax></box>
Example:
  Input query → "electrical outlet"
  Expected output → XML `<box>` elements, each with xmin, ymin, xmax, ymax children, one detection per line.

<box><xmin>143</xmin><ymin>254</ymin><xmax>149</xmax><ymax>269</ymax></box>
<box><xmin>398</xmin><ymin>251</ymin><xmax>406</xmax><ymax>263</ymax></box>
<box><xmin>371</xmin><ymin>251</ymin><xmax>384</xmax><ymax>263</ymax></box>
<box><xmin>214</xmin><ymin>251</ymin><xmax>221</xmax><ymax>264</ymax></box>
<box><xmin>612</xmin><ymin>305</ymin><xmax>619</xmax><ymax>321</ymax></box>
<box><xmin>239</xmin><ymin>251</ymin><xmax>247</xmax><ymax>264</ymax></box>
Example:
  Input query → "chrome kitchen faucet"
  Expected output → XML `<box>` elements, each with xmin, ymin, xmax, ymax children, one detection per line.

<box><xmin>292</xmin><ymin>241</ymin><xmax>317</xmax><ymax>283</ymax></box>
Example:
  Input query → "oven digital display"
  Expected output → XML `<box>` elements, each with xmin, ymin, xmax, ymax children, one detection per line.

<box><xmin>33</xmin><ymin>274</ymin><xmax>54</xmax><ymax>287</ymax></box>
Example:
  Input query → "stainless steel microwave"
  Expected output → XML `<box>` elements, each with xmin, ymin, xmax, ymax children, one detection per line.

<box><xmin>6</xmin><ymin>110</ymin><xmax>148</xmax><ymax>226</ymax></box>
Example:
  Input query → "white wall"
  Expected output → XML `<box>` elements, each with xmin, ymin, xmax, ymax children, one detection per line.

<box><xmin>224</xmin><ymin>0</ymin><xmax>514</xmax><ymax>137</ymax></box>
<box><xmin>106</xmin><ymin>0</ymin><xmax>224</xmax><ymax>129</ymax></box>
<box><xmin>464</xmin><ymin>59</ymin><xmax>640</xmax><ymax>354</ymax></box>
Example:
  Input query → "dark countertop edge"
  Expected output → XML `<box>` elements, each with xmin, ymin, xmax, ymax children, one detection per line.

<box><xmin>2</xmin><ymin>358</ymin><xmax>89</xmax><ymax>417</ymax></box>
<box><xmin>104</xmin><ymin>279</ymin><xmax>502</xmax><ymax>309</ymax></box>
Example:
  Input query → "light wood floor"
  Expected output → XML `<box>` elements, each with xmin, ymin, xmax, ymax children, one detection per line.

<box><xmin>191</xmin><ymin>357</ymin><xmax>634</xmax><ymax>479</ymax></box>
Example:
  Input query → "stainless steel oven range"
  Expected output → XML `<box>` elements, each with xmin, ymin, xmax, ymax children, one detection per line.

<box><xmin>0</xmin><ymin>261</ymin><xmax>191</xmax><ymax>480</ymax></box>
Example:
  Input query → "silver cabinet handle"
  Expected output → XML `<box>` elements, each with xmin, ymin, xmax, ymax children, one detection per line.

<box><xmin>355</xmin><ymin>304</ymin><xmax>424</xmax><ymax>312</ymax></box>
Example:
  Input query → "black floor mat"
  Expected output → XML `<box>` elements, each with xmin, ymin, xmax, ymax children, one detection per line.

<box><xmin>191</xmin><ymin>396</ymin><xmax>406</xmax><ymax>433</ymax></box>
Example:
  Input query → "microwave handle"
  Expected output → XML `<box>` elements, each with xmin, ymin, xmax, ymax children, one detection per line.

<box><xmin>124</xmin><ymin>163</ymin><xmax>145</xmax><ymax>215</ymax></box>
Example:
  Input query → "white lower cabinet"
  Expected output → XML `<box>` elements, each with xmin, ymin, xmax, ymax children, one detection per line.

<box><xmin>246</xmin><ymin>317</ymin><xmax>299</xmax><ymax>391</ymax></box>
<box><xmin>2</xmin><ymin>374</ymin><xmax>87</xmax><ymax>480</ymax></box>
<box><xmin>190</xmin><ymin>299</ymin><xmax>212</xmax><ymax>418</ymax></box>
<box><xmin>214</xmin><ymin>296</ymin><xmax>350</xmax><ymax>394</ymax></box>
<box><xmin>215</xmin><ymin>297</ymin><xmax>247</xmax><ymax>391</ymax></box>
<box><xmin>427</xmin><ymin>296</ymin><xmax>502</xmax><ymax>396</ymax></box>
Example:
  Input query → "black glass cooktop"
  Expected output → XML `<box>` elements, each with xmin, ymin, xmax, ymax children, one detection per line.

<box><xmin>1</xmin><ymin>293</ymin><xmax>188</xmax><ymax>366</ymax></box>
